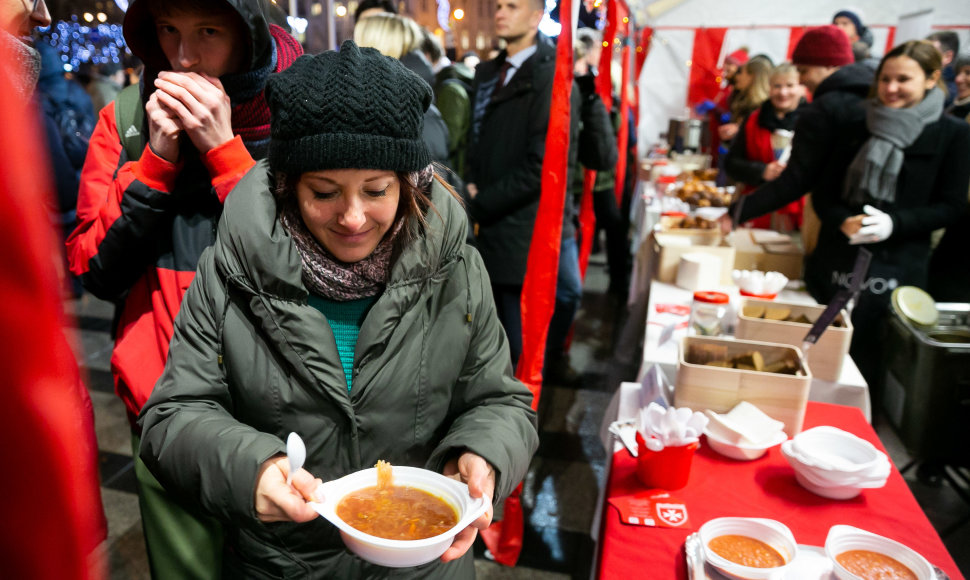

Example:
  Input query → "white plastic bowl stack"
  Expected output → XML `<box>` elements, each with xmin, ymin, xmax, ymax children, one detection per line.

<box><xmin>781</xmin><ymin>427</ymin><xmax>891</xmax><ymax>499</ymax></box>
<box><xmin>703</xmin><ymin>402</ymin><xmax>788</xmax><ymax>461</ymax></box>
<box><xmin>698</xmin><ymin>517</ymin><xmax>798</xmax><ymax>579</ymax></box>
<box><xmin>825</xmin><ymin>525</ymin><xmax>935</xmax><ymax>580</ymax></box>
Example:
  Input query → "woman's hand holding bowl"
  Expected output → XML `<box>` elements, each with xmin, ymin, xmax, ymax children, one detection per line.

<box><xmin>440</xmin><ymin>452</ymin><xmax>495</xmax><ymax>562</ymax></box>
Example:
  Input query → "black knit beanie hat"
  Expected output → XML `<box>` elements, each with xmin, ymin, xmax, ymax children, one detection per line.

<box><xmin>266</xmin><ymin>40</ymin><xmax>432</xmax><ymax>175</ymax></box>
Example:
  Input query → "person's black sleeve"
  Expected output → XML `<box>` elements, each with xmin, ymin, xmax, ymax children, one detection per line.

<box><xmin>723</xmin><ymin>115</ymin><xmax>766</xmax><ymax>186</ymax></box>
<box><xmin>732</xmin><ymin>101</ymin><xmax>836</xmax><ymax>224</ymax></box>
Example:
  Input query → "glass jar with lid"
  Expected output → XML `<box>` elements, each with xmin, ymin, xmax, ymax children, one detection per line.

<box><xmin>689</xmin><ymin>291</ymin><xmax>730</xmax><ymax>336</ymax></box>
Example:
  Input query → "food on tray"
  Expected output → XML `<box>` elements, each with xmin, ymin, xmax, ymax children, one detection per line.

<box><xmin>835</xmin><ymin>549</ymin><xmax>917</xmax><ymax>580</ymax></box>
<box><xmin>335</xmin><ymin>461</ymin><xmax>459</xmax><ymax>540</ymax></box>
<box><xmin>659</xmin><ymin>213</ymin><xmax>719</xmax><ymax>230</ymax></box>
<box><xmin>691</xmin><ymin>346</ymin><xmax>800</xmax><ymax>375</ymax></box>
<box><xmin>672</xmin><ymin>179</ymin><xmax>733</xmax><ymax>208</ymax></box>
<box><xmin>763</xmin><ymin>307</ymin><xmax>791</xmax><ymax>321</ymax></box>
<box><xmin>707</xmin><ymin>534</ymin><xmax>785</xmax><ymax>568</ymax></box>
<box><xmin>743</xmin><ymin>306</ymin><xmax>840</xmax><ymax>326</ymax></box>
<box><xmin>691</xmin><ymin>168</ymin><xmax>719</xmax><ymax>181</ymax></box>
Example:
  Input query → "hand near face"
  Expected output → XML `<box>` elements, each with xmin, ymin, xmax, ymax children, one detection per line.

<box><xmin>145</xmin><ymin>90</ymin><xmax>183</xmax><ymax>163</ymax></box>
<box><xmin>440</xmin><ymin>452</ymin><xmax>495</xmax><ymax>562</ymax></box>
<box><xmin>254</xmin><ymin>455</ymin><xmax>323</xmax><ymax>523</ymax></box>
<box><xmin>152</xmin><ymin>71</ymin><xmax>235</xmax><ymax>155</ymax></box>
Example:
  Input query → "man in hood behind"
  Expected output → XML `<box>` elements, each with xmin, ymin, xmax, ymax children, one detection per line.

<box><xmin>66</xmin><ymin>0</ymin><xmax>302</xmax><ymax>577</ymax></box>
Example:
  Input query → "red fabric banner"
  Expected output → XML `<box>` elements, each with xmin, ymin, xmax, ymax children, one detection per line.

<box><xmin>687</xmin><ymin>27</ymin><xmax>728</xmax><ymax>107</ymax></box>
<box><xmin>787</xmin><ymin>26</ymin><xmax>808</xmax><ymax>60</ymax></box>
<box><xmin>884</xmin><ymin>27</ymin><xmax>896</xmax><ymax>55</ymax></box>
<box><xmin>479</xmin><ymin>0</ymin><xmax>576</xmax><ymax>566</ymax></box>
<box><xmin>614</xmin><ymin>43</ymin><xmax>631</xmax><ymax>206</ymax></box>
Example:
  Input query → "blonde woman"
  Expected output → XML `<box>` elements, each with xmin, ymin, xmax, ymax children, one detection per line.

<box><xmin>718</xmin><ymin>56</ymin><xmax>773</xmax><ymax>143</ymax></box>
<box><xmin>354</xmin><ymin>13</ymin><xmax>451</xmax><ymax>169</ymax></box>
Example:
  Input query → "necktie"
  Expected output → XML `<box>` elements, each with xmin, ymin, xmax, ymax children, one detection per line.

<box><xmin>494</xmin><ymin>60</ymin><xmax>513</xmax><ymax>92</ymax></box>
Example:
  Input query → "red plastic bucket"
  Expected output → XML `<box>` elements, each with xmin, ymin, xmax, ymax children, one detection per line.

<box><xmin>636</xmin><ymin>432</ymin><xmax>699</xmax><ymax>490</ymax></box>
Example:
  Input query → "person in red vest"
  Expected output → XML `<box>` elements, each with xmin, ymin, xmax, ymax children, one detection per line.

<box><xmin>0</xmin><ymin>0</ymin><xmax>106</xmax><ymax>576</ymax></box>
<box><xmin>725</xmin><ymin>62</ymin><xmax>809</xmax><ymax>231</ymax></box>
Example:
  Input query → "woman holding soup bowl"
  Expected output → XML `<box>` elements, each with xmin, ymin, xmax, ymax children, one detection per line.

<box><xmin>138</xmin><ymin>42</ymin><xmax>539</xmax><ymax>577</ymax></box>
<box><xmin>807</xmin><ymin>40</ymin><xmax>970</xmax><ymax>401</ymax></box>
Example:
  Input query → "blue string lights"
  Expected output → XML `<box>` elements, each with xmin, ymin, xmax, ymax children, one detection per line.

<box><xmin>38</xmin><ymin>15</ymin><xmax>129</xmax><ymax>72</ymax></box>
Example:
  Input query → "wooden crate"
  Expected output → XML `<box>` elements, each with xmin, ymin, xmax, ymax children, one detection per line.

<box><xmin>674</xmin><ymin>336</ymin><xmax>812</xmax><ymax>436</ymax></box>
<box><xmin>734</xmin><ymin>298</ymin><xmax>853</xmax><ymax>382</ymax></box>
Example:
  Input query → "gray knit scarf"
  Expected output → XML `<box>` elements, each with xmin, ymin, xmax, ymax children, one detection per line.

<box><xmin>1</xmin><ymin>31</ymin><xmax>41</xmax><ymax>100</ymax></box>
<box><xmin>843</xmin><ymin>88</ymin><xmax>944</xmax><ymax>205</ymax></box>
<box><xmin>279</xmin><ymin>165</ymin><xmax>434</xmax><ymax>301</ymax></box>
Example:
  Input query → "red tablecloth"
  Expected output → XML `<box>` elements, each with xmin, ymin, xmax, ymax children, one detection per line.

<box><xmin>597</xmin><ymin>401</ymin><xmax>963</xmax><ymax>579</ymax></box>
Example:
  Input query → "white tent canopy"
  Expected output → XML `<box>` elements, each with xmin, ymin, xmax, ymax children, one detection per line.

<box><xmin>633</xmin><ymin>0</ymin><xmax>970</xmax><ymax>155</ymax></box>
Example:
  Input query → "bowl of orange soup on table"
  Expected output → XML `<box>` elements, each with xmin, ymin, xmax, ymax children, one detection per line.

<box><xmin>698</xmin><ymin>517</ymin><xmax>798</xmax><ymax>579</ymax></box>
<box><xmin>825</xmin><ymin>525</ymin><xmax>934</xmax><ymax>580</ymax></box>
<box><xmin>309</xmin><ymin>461</ymin><xmax>490</xmax><ymax>567</ymax></box>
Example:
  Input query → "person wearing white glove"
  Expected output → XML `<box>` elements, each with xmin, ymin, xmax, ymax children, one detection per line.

<box><xmin>842</xmin><ymin>204</ymin><xmax>893</xmax><ymax>244</ymax></box>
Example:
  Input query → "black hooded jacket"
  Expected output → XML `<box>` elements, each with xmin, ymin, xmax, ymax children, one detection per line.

<box><xmin>734</xmin><ymin>63</ymin><xmax>874</xmax><ymax>224</ymax></box>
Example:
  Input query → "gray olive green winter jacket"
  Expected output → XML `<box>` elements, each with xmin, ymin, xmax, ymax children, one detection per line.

<box><xmin>139</xmin><ymin>162</ymin><xmax>538</xmax><ymax>578</ymax></box>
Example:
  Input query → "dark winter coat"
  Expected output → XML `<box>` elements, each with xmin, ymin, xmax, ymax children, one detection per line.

<box><xmin>724</xmin><ymin>99</ymin><xmax>807</xmax><ymax>187</ymax></box>
<box><xmin>806</xmin><ymin>109</ymin><xmax>970</xmax><ymax>302</ymax></box>
<box><xmin>734</xmin><ymin>63</ymin><xmax>875</xmax><ymax>224</ymax></box>
<box><xmin>139</xmin><ymin>165</ymin><xmax>539</xmax><ymax>578</ymax></box>
<box><xmin>465</xmin><ymin>35</ymin><xmax>580</xmax><ymax>285</ymax></box>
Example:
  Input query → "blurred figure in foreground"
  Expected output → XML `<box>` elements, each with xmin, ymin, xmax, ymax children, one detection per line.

<box><xmin>0</xmin><ymin>0</ymin><xmax>106</xmax><ymax>577</ymax></box>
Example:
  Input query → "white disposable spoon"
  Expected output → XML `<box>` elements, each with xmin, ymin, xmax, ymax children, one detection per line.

<box><xmin>285</xmin><ymin>432</ymin><xmax>306</xmax><ymax>487</ymax></box>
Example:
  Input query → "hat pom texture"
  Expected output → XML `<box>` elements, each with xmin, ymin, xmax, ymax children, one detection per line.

<box><xmin>266</xmin><ymin>41</ymin><xmax>433</xmax><ymax>175</ymax></box>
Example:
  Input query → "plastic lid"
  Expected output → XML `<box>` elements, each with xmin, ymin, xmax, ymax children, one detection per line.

<box><xmin>693</xmin><ymin>291</ymin><xmax>730</xmax><ymax>304</ymax></box>
<box><xmin>892</xmin><ymin>286</ymin><xmax>938</xmax><ymax>326</ymax></box>
<box><xmin>658</xmin><ymin>175</ymin><xmax>677</xmax><ymax>184</ymax></box>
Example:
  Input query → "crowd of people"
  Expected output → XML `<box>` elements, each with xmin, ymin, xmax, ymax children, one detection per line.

<box><xmin>3</xmin><ymin>0</ymin><xmax>969</xmax><ymax>577</ymax></box>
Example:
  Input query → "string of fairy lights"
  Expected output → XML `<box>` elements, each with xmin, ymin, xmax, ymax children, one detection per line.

<box><xmin>37</xmin><ymin>16</ymin><xmax>129</xmax><ymax>72</ymax></box>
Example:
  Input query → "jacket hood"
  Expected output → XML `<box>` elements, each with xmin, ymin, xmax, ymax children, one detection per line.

<box><xmin>814</xmin><ymin>62</ymin><xmax>875</xmax><ymax>101</ymax></box>
<box><xmin>123</xmin><ymin>0</ymin><xmax>273</xmax><ymax>85</ymax></box>
<box><xmin>214</xmin><ymin>163</ymin><xmax>469</xmax><ymax>300</ymax></box>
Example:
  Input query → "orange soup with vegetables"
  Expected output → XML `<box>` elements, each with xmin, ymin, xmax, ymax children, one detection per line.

<box><xmin>836</xmin><ymin>550</ymin><xmax>917</xmax><ymax>580</ymax></box>
<box><xmin>708</xmin><ymin>535</ymin><xmax>786</xmax><ymax>568</ymax></box>
<box><xmin>336</xmin><ymin>485</ymin><xmax>458</xmax><ymax>541</ymax></box>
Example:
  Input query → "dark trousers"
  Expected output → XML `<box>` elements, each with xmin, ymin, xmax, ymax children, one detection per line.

<box><xmin>492</xmin><ymin>283</ymin><xmax>524</xmax><ymax>367</ymax></box>
<box><xmin>545</xmin><ymin>236</ymin><xmax>582</xmax><ymax>362</ymax></box>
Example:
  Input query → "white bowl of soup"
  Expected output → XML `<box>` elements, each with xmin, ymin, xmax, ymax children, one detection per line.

<box><xmin>309</xmin><ymin>465</ymin><xmax>489</xmax><ymax>568</ymax></box>
<box><xmin>825</xmin><ymin>525</ymin><xmax>934</xmax><ymax>580</ymax></box>
<box><xmin>698</xmin><ymin>517</ymin><xmax>797</xmax><ymax>579</ymax></box>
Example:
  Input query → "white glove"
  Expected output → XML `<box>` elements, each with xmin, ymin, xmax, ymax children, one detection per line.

<box><xmin>849</xmin><ymin>204</ymin><xmax>893</xmax><ymax>245</ymax></box>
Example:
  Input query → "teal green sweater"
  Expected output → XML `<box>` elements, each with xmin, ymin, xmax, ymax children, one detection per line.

<box><xmin>307</xmin><ymin>294</ymin><xmax>378</xmax><ymax>391</ymax></box>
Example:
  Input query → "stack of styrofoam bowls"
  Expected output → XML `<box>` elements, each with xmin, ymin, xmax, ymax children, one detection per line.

<box><xmin>780</xmin><ymin>426</ymin><xmax>890</xmax><ymax>499</ymax></box>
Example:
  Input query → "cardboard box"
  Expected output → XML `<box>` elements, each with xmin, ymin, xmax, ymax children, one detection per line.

<box><xmin>674</xmin><ymin>336</ymin><xmax>811</xmax><ymax>436</ymax></box>
<box><xmin>652</xmin><ymin>231</ymin><xmax>735</xmax><ymax>286</ymax></box>
<box><xmin>734</xmin><ymin>298</ymin><xmax>853</xmax><ymax>382</ymax></box>
<box><xmin>730</xmin><ymin>229</ymin><xmax>803</xmax><ymax>281</ymax></box>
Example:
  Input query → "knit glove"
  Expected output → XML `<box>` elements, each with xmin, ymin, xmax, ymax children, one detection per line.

<box><xmin>849</xmin><ymin>205</ymin><xmax>893</xmax><ymax>245</ymax></box>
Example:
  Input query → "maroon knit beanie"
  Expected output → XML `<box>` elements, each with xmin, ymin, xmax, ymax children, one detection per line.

<box><xmin>792</xmin><ymin>25</ymin><xmax>854</xmax><ymax>67</ymax></box>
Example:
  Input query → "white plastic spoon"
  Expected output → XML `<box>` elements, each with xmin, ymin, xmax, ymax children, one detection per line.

<box><xmin>286</xmin><ymin>432</ymin><xmax>306</xmax><ymax>487</ymax></box>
